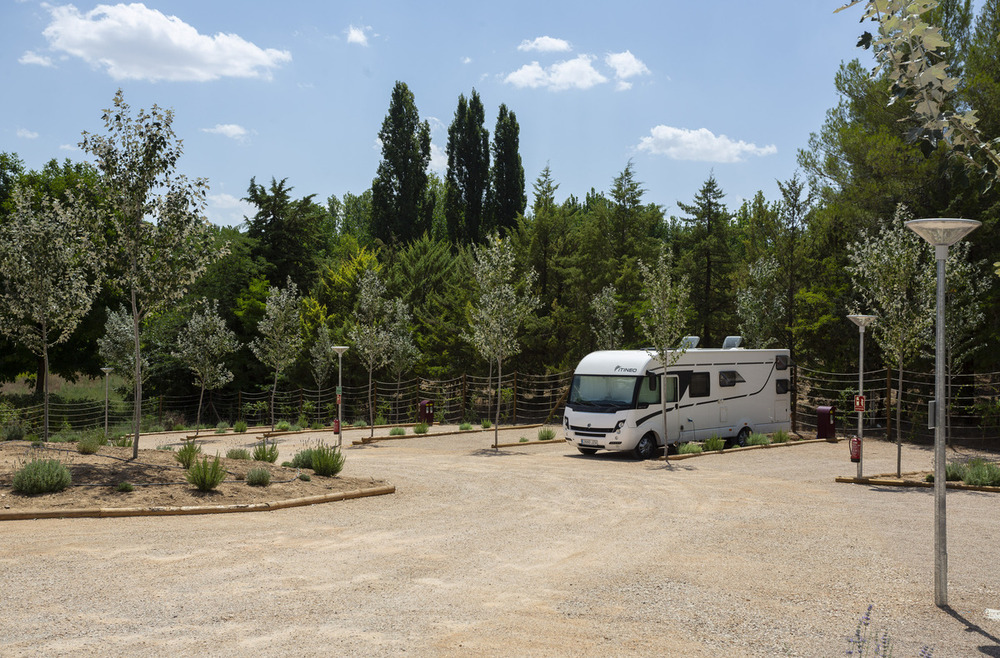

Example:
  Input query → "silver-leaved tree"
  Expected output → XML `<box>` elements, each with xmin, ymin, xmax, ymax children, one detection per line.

<box><xmin>736</xmin><ymin>256</ymin><xmax>785</xmax><ymax>349</ymax></box>
<box><xmin>309</xmin><ymin>323</ymin><xmax>337</xmax><ymax>424</ymax></box>
<box><xmin>173</xmin><ymin>299</ymin><xmax>240</xmax><ymax>436</ymax></box>
<box><xmin>81</xmin><ymin>90</ymin><xmax>217</xmax><ymax>458</ymax></box>
<box><xmin>847</xmin><ymin>204</ymin><xmax>934</xmax><ymax>476</ymax></box>
<box><xmin>0</xmin><ymin>186</ymin><xmax>103</xmax><ymax>440</ymax></box>
<box><xmin>637</xmin><ymin>245</ymin><xmax>691</xmax><ymax>459</ymax></box>
<box><xmin>465</xmin><ymin>234</ymin><xmax>538</xmax><ymax>449</ymax></box>
<box><xmin>385</xmin><ymin>297</ymin><xmax>420</xmax><ymax>423</ymax></box>
<box><xmin>348</xmin><ymin>268</ymin><xmax>392</xmax><ymax>438</ymax></box>
<box><xmin>250</xmin><ymin>278</ymin><xmax>303</xmax><ymax>430</ymax></box>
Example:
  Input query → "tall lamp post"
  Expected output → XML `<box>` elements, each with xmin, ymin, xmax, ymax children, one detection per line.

<box><xmin>333</xmin><ymin>346</ymin><xmax>349</xmax><ymax>448</ymax></box>
<box><xmin>847</xmin><ymin>315</ymin><xmax>876</xmax><ymax>480</ymax></box>
<box><xmin>906</xmin><ymin>217</ymin><xmax>980</xmax><ymax>608</ymax></box>
<box><xmin>100</xmin><ymin>367</ymin><xmax>113</xmax><ymax>441</ymax></box>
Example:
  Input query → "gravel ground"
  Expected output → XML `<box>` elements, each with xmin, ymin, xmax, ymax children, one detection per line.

<box><xmin>1</xmin><ymin>427</ymin><xmax>998</xmax><ymax>657</ymax></box>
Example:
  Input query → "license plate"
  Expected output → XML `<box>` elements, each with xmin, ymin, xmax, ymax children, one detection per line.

<box><xmin>580</xmin><ymin>439</ymin><xmax>598</xmax><ymax>446</ymax></box>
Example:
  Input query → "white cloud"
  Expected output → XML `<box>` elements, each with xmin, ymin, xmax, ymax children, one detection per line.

<box><xmin>41</xmin><ymin>3</ymin><xmax>291</xmax><ymax>82</ymax></box>
<box><xmin>19</xmin><ymin>50</ymin><xmax>54</xmax><ymax>67</ymax></box>
<box><xmin>517</xmin><ymin>36</ymin><xmax>571</xmax><ymax>53</ymax></box>
<box><xmin>637</xmin><ymin>125</ymin><xmax>777</xmax><ymax>163</ymax></box>
<box><xmin>59</xmin><ymin>144</ymin><xmax>79</xmax><ymax>152</ymax></box>
<box><xmin>461</xmin><ymin>56</ymin><xmax>472</xmax><ymax>65</ymax></box>
<box><xmin>429</xmin><ymin>143</ymin><xmax>447</xmax><ymax>174</ymax></box>
<box><xmin>606</xmin><ymin>50</ymin><xmax>649</xmax><ymax>91</ymax></box>
<box><xmin>504</xmin><ymin>55</ymin><xmax>607</xmax><ymax>91</ymax></box>
<box><xmin>206</xmin><ymin>192</ymin><xmax>255</xmax><ymax>227</ymax></box>
<box><xmin>202</xmin><ymin>123</ymin><xmax>249</xmax><ymax>141</ymax></box>
<box><xmin>346</xmin><ymin>24</ymin><xmax>369</xmax><ymax>46</ymax></box>
<box><xmin>17</xmin><ymin>128</ymin><xmax>39</xmax><ymax>139</ymax></box>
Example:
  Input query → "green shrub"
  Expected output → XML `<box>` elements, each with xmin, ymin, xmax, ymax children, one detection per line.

<box><xmin>226</xmin><ymin>448</ymin><xmax>251</xmax><ymax>460</ymax></box>
<box><xmin>234</xmin><ymin>420</ymin><xmax>248</xmax><ymax>433</ymax></box>
<box><xmin>389</xmin><ymin>427</ymin><xmax>405</xmax><ymax>436</ymax></box>
<box><xmin>275</xmin><ymin>420</ymin><xmax>291</xmax><ymax>432</ymax></box>
<box><xmin>374</xmin><ymin>414</ymin><xmax>387</xmax><ymax>426</ymax></box>
<box><xmin>215</xmin><ymin>421</ymin><xmax>229</xmax><ymax>434</ymax></box>
<box><xmin>704</xmin><ymin>436</ymin><xmax>726</xmax><ymax>451</ymax></box>
<box><xmin>110</xmin><ymin>435</ymin><xmax>133</xmax><ymax>448</ymax></box>
<box><xmin>281</xmin><ymin>461</ymin><xmax>293</xmax><ymax>468</ymax></box>
<box><xmin>2</xmin><ymin>419</ymin><xmax>27</xmax><ymax>441</ymax></box>
<box><xmin>771</xmin><ymin>429</ymin><xmax>790</xmax><ymax>443</ymax></box>
<box><xmin>186</xmin><ymin>454</ymin><xmax>226</xmax><ymax>491</ymax></box>
<box><xmin>310</xmin><ymin>422</ymin><xmax>324</xmax><ymax>430</ymax></box>
<box><xmin>413</xmin><ymin>422</ymin><xmax>429</xmax><ymax>434</ymax></box>
<box><xmin>310</xmin><ymin>442</ymin><xmax>345</xmax><ymax>477</ymax></box>
<box><xmin>537</xmin><ymin>427</ymin><xmax>556</xmax><ymax>441</ymax></box>
<box><xmin>298</xmin><ymin>472</ymin><xmax>311</xmax><ymax>482</ymax></box>
<box><xmin>352</xmin><ymin>419</ymin><xmax>367</xmax><ymax>428</ymax></box>
<box><xmin>12</xmin><ymin>458</ymin><xmax>72</xmax><ymax>494</ymax></box>
<box><xmin>519</xmin><ymin>437</ymin><xmax>528</xmax><ymax>443</ymax></box>
<box><xmin>459</xmin><ymin>422</ymin><xmax>473</xmax><ymax>431</ymax></box>
<box><xmin>746</xmin><ymin>432</ymin><xmax>771</xmax><ymax>446</ymax></box>
<box><xmin>77</xmin><ymin>435</ymin><xmax>101</xmax><ymax>455</ymax></box>
<box><xmin>963</xmin><ymin>459</ymin><xmax>1000</xmax><ymax>487</ymax></box>
<box><xmin>116</xmin><ymin>481</ymin><xmax>134</xmax><ymax>493</ymax></box>
<box><xmin>678</xmin><ymin>442</ymin><xmax>703</xmax><ymax>455</ymax></box>
<box><xmin>290</xmin><ymin>448</ymin><xmax>315</xmax><ymax>469</ymax></box>
<box><xmin>48</xmin><ymin>430</ymin><xmax>77</xmax><ymax>443</ymax></box>
<box><xmin>175</xmin><ymin>439</ymin><xmax>202</xmax><ymax>468</ymax></box>
<box><xmin>246</xmin><ymin>467</ymin><xmax>271</xmax><ymax>487</ymax></box>
<box><xmin>157</xmin><ymin>444</ymin><xmax>175</xmax><ymax>451</ymax></box>
<box><xmin>253</xmin><ymin>439</ymin><xmax>279</xmax><ymax>463</ymax></box>
<box><xmin>481</xmin><ymin>419</ymin><xmax>492</xmax><ymax>429</ymax></box>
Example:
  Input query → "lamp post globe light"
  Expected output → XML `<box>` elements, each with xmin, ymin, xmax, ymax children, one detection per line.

<box><xmin>332</xmin><ymin>346</ymin><xmax>349</xmax><ymax>448</ymax></box>
<box><xmin>905</xmin><ymin>217</ymin><xmax>980</xmax><ymax>608</ymax></box>
<box><xmin>847</xmin><ymin>314</ymin><xmax>876</xmax><ymax>480</ymax></box>
<box><xmin>100</xmin><ymin>367</ymin><xmax>113</xmax><ymax>441</ymax></box>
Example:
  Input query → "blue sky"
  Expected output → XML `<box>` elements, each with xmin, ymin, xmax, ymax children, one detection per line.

<box><xmin>2</xmin><ymin>0</ymin><xmax>875</xmax><ymax>227</ymax></box>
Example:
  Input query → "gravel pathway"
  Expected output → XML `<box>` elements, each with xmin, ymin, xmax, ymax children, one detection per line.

<box><xmin>1</xmin><ymin>428</ymin><xmax>998</xmax><ymax>656</ymax></box>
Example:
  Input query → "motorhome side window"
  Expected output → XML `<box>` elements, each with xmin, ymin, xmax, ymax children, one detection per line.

<box><xmin>776</xmin><ymin>378</ymin><xmax>790</xmax><ymax>394</ymax></box>
<box><xmin>689</xmin><ymin>372</ymin><xmax>710</xmax><ymax>398</ymax></box>
<box><xmin>719</xmin><ymin>370</ymin><xmax>745</xmax><ymax>388</ymax></box>
<box><xmin>636</xmin><ymin>375</ymin><xmax>659</xmax><ymax>405</ymax></box>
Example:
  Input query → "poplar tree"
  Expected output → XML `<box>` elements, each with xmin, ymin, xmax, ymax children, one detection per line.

<box><xmin>250</xmin><ymin>278</ymin><xmax>303</xmax><ymax>430</ymax></box>
<box><xmin>445</xmin><ymin>89</ymin><xmax>490</xmax><ymax>243</ymax></box>
<box><xmin>464</xmin><ymin>234</ymin><xmax>538</xmax><ymax>449</ymax></box>
<box><xmin>0</xmin><ymin>186</ymin><xmax>102</xmax><ymax>439</ymax></box>
<box><xmin>174</xmin><ymin>299</ymin><xmax>240</xmax><ymax>436</ymax></box>
<box><xmin>486</xmin><ymin>103</ymin><xmax>526</xmax><ymax>234</ymax></box>
<box><xmin>81</xmin><ymin>89</ymin><xmax>216</xmax><ymax>458</ymax></box>
<box><xmin>371</xmin><ymin>82</ymin><xmax>432</xmax><ymax>244</ymax></box>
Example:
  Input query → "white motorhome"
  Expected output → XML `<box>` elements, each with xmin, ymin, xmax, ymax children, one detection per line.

<box><xmin>563</xmin><ymin>339</ymin><xmax>791</xmax><ymax>459</ymax></box>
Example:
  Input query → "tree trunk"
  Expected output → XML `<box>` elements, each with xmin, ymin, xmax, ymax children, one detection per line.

<box><xmin>131</xmin><ymin>287</ymin><xmax>141</xmax><ymax>460</ymax></box>
<box><xmin>896</xmin><ymin>361</ymin><xmax>902</xmax><ymax>477</ymax></box>
<box><xmin>494</xmin><ymin>357</ymin><xmax>502</xmax><ymax>450</ymax></box>
<box><xmin>270</xmin><ymin>369</ymin><xmax>279</xmax><ymax>430</ymax></box>
<box><xmin>195</xmin><ymin>382</ymin><xmax>205</xmax><ymax>437</ymax></box>
<box><xmin>42</xmin><ymin>325</ymin><xmax>50</xmax><ymax>441</ymax></box>
<box><xmin>368</xmin><ymin>366</ymin><xmax>374</xmax><ymax>439</ymax></box>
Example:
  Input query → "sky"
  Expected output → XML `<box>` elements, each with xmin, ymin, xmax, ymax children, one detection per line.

<box><xmin>1</xmin><ymin>0</ymin><xmax>878</xmax><ymax>227</ymax></box>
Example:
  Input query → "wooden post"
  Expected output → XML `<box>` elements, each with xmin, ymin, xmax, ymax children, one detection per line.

<box><xmin>237</xmin><ymin>390</ymin><xmax>242</xmax><ymax>421</ymax></box>
<box><xmin>791</xmin><ymin>365</ymin><xmax>798</xmax><ymax>434</ymax></box>
<box><xmin>886</xmin><ymin>368</ymin><xmax>892</xmax><ymax>441</ymax></box>
<box><xmin>461</xmin><ymin>373</ymin><xmax>467</xmax><ymax>422</ymax></box>
<box><xmin>512</xmin><ymin>371</ymin><xmax>518</xmax><ymax>425</ymax></box>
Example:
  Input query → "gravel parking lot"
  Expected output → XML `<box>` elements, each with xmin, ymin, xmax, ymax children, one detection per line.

<box><xmin>1</xmin><ymin>427</ymin><xmax>998</xmax><ymax>656</ymax></box>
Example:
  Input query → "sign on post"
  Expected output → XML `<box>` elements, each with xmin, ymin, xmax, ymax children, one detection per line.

<box><xmin>337</xmin><ymin>394</ymin><xmax>342</xmax><ymax>405</ymax></box>
<box><xmin>854</xmin><ymin>395</ymin><xmax>865</xmax><ymax>412</ymax></box>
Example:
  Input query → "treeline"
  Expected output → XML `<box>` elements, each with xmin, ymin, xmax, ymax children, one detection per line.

<box><xmin>2</xmin><ymin>1</ymin><xmax>1000</xmax><ymax>404</ymax></box>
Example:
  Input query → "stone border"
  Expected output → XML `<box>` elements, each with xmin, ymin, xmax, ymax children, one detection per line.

<box><xmin>353</xmin><ymin>424</ymin><xmax>544</xmax><ymax>446</ymax></box>
<box><xmin>0</xmin><ymin>484</ymin><xmax>396</xmax><ymax>522</ymax></box>
<box><xmin>835</xmin><ymin>475</ymin><xmax>1000</xmax><ymax>493</ymax></box>
<box><xmin>661</xmin><ymin>437</ymin><xmax>832</xmax><ymax>460</ymax></box>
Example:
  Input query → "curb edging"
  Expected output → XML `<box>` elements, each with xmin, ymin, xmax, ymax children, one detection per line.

<box><xmin>0</xmin><ymin>484</ymin><xmax>396</xmax><ymax>521</ymax></box>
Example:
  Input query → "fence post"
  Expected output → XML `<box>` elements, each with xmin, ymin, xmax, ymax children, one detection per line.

<box><xmin>791</xmin><ymin>365</ymin><xmax>798</xmax><ymax>434</ymax></box>
<box><xmin>886</xmin><ymin>368</ymin><xmax>892</xmax><ymax>441</ymax></box>
<box><xmin>158</xmin><ymin>396</ymin><xmax>163</xmax><ymax>424</ymax></box>
<box><xmin>461</xmin><ymin>374</ymin><xmax>467</xmax><ymax>422</ymax></box>
<box><xmin>237</xmin><ymin>390</ymin><xmax>242</xmax><ymax>421</ymax></box>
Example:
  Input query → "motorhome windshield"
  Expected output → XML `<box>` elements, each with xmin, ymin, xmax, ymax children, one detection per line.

<box><xmin>568</xmin><ymin>375</ymin><xmax>641</xmax><ymax>410</ymax></box>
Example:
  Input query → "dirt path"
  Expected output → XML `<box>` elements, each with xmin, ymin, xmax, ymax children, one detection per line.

<box><xmin>1</xmin><ymin>429</ymin><xmax>998</xmax><ymax>656</ymax></box>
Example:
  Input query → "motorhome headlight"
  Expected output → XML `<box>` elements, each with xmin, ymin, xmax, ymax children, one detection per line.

<box><xmin>614</xmin><ymin>420</ymin><xmax>625</xmax><ymax>433</ymax></box>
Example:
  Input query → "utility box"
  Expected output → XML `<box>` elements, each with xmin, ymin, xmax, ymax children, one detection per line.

<box><xmin>418</xmin><ymin>400</ymin><xmax>434</xmax><ymax>426</ymax></box>
<box><xmin>817</xmin><ymin>406</ymin><xmax>836</xmax><ymax>441</ymax></box>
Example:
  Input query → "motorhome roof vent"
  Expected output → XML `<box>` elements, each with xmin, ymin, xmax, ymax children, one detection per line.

<box><xmin>679</xmin><ymin>335</ymin><xmax>700</xmax><ymax>349</ymax></box>
<box><xmin>722</xmin><ymin>335</ymin><xmax>744</xmax><ymax>349</ymax></box>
